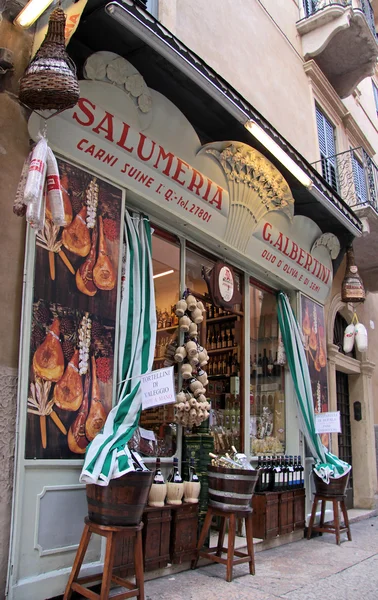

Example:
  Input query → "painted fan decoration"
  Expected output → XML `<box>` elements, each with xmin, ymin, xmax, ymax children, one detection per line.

<box><xmin>205</xmin><ymin>142</ymin><xmax>294</xmax><ymax>252</ymax></box>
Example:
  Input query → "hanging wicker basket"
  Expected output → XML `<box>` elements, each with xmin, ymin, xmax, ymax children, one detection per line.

<box><xmin>19</xmin><ymin>7</ymin><xmax>80</xmax><ymax>112</ymax></box>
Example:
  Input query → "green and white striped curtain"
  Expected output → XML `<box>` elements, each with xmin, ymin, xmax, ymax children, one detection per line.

<box><xmin>80</xmin><ymin>211</ymin><xmax>156</xmax><ymax>485</ymax></box>
<box><xmin>277</xmin><ymin>291</ymin><xmax>350</xmax><ymax>481</ymax></box>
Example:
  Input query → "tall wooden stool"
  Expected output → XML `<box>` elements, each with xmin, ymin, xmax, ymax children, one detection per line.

<box><xmin>307</xmin><ymin>493</ymin><xmax>352</xmax><ymax>545</ymax></box>
<box><xmin>191</xmin><ymin>505</ymin><xmax>255</xmax><ymax>582</ymax></box>
<box><xmin>64</xmin><ymin>517</ymin><xmax>145</xmax><ymax>600</ymax></box>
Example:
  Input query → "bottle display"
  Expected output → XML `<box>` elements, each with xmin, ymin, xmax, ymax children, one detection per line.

<box><xmin>166</xmin><ymin>457</ymin><xmax>184</xmax><ymax>505</ymax></box>
<box><xmin>148</xmin><ymin>457</ymin><xmax>167</xmax><ymax>507</ymax></box>
<box><xmin>184</xmin><ymin>458</ymin><xmax>201</xmax><ymax>503</ymax></box>
<box><xmin>206</xmin><ymin>305</ymin><xmax>242</xmax><ymax>453</ymax></box>
<box><xmin>255</xmin><ymin>455</ymin><xmax>305</xmax><ymax>492</ymax></box>
<box><xmin>341</xmin><ymin>245</ymin><xmax>366</xmax><ymax>303</ymax></box>
<box><xmin>249</xmin><ymin>284</ymin><xmax>285</xmax><ymax>457</ymax></box>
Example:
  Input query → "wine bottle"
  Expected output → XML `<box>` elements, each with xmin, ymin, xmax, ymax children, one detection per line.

<box><xmin>341</xmin><ymin>245</ymin><xmax>366</xmax><ymax>303</ymax></box>
<box><xmin>189</xmin><ymin>458</ymin><xmax>199</xmax><ymax>482</ymax></box>
<box><xmin>262</xmin><ymin>348</ymin><xmax>269</xmax><ymax>377</ymax></box>
<box><xmin>216</xmin><ymin>328</ymin><xmax>222</xmax><ymax>349</ymax></box>
<box><xmin>221</xmin><ymin>326</ymin><xmax>227</xmax><ymax>348</ymax></box>
<box><xmin>148</xmin><ymin>457</ymin><xmax>167</xmax><ymax>507</ymax></box>
<box><xmin>167</xmin><ymin>457</ymin><xmax>183</xmax><ymax>483</ymax></box>
<box><xmin>267</xmin><ymin>350</ymin><xmax>274</xmax><ymax>376</ymax></box>
<box><xmin>257</xmin><ymin>353</ymin><xmax>263</xmax><ymax>377</ymax></box>
<box><xmin>227</xmin><ymin>327</ymin><xmax>232</xmax><ymax>348</ymax></box>
<box><xmin>298</xmin><ymin>455</ymin><xmax>304</xmax><ymax>488</ymax></box>
<box><xmin>153</xmin><ymin>457</ymin><xmax>165</xmax><ymax>484</ymax></box>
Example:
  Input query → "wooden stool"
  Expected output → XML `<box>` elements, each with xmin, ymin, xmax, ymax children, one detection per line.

<box><xmin>64</xmin><ymin>517</ymin><xmax>145</xmax><ymax>600</ymax></box>
<box><xmin>307</xmin><ymin>494</ymin><xmax>352</xmax><ymax>545</ymax></box>
<box><xmin>191</xmin><ymin>505</ymin><xmax>255</xmax><ymax>582</ymax></box>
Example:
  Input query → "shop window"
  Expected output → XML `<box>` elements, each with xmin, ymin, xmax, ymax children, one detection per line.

<box><xmin>185</xmin><ymin>247</ymin><xmax>243</xmax><ymax>453</ymax></box>
<box><xmin>249</xmin><ymin>283</ymin><xmax>285</xmax><ymax>456</ymax></box>
<box><xmin>315</xmin><ymin>105</ymin><xmax>338</xmax><ymax>192</ymax></box>
<box><xmin>138</xmin><ymin>227</ymin><xmax>180</xmax><ymax>457</ymax></box>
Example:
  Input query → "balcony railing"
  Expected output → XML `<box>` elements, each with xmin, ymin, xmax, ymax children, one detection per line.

<box><xmin>303</xmin><ymin>0</ymin><xmax>350</xmax><ymax>17</ymax></box>
<box><xmin>302</xmin><ymin>0</ymin><xmax>377</xmax><ymax>38</ymax></box>
<box><xmin>312</xmin><ymin>147</ymin><xmax>378</xmax><ymax>211</ymax></box>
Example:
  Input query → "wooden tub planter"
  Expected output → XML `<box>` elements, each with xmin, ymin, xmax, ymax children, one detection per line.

<box><xmin>86</xmin><ymin>471</ymin><xmax>154</xmax><ymax>526</ymax></box>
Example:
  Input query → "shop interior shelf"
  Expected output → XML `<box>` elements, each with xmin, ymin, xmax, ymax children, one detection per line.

<box><xmin>207</xmin><ymin>347</ymin><xmax>236</xmax><ymax>354</ymax></box>
<box><xmin>156</xmin><ymin>325</ymin><xmax>177</xmax><ymax>333</ymax></box>
<box><xmin>206</xmin><ymin>314</ymin><xmax>238</xmax><ymax>323</ymax></box>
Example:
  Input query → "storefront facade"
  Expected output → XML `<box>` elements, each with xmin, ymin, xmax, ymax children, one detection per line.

<box><xmin>2</xmin><ymin>2</ymin><xmax>378</xmax><ymax>599</ymax></box>
<box><xmin>7</xmin><ymin>52</ymin><xmax>358</xmax><ymax>598</ymax></box>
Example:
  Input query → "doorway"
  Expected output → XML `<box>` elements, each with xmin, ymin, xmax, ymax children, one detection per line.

<box><xmin>336</xmin><ymin>370</ymin><xmax>353</xmax><ymax>508</ymax></box>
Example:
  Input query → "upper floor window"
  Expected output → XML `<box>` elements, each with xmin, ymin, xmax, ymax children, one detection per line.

<box><xmin>315</xmin><ymin>105</ymin><xmax>338</xmax><ymax>192</ymax></box>
<box><xmin>372</xmin><ymin>81</ymin><xmax>378</xmax><ymax>116</ymax></box>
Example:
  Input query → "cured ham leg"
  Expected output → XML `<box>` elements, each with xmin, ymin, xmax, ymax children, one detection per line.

<box><xmin>76</xmin><ymin>225</ymin><xmax>98</xmax><ymax>296</ymax></box>
<box><xmin>68</xmin><ymin>369</ymin><xmax>90</xmax><ymax>454</ymax></box>
<box><xmin>62</xmin><ymin>206</ymin><xmax>91</xmax><ymax>257</ymax></box>
<box><xmin>33</xmin><ymin>318</ymin><xmax>64</xmax><ymax>382</ymax></box>
<box><xmin>54</xmin><ymin>349</ymin><xmax>83</xmax><ymax>411</ymax></box>
<box><xmin>93</xmin><ymin>216</ymin><xmax>116</xmax><ymax>290</ymax></box>
<box><xmin>85</xmin><ymin>356</ymin><xmax>107</xmax><ymax>442</ymax></box>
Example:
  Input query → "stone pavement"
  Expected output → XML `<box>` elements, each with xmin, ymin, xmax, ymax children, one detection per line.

<box><xmin>142</xmin><ymin>515</ymin><xmax>378</xmax><ymax>600</ymax></box>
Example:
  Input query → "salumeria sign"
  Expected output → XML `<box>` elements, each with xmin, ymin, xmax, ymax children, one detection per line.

<box><xmin>70</xmin><ymin>97</ymin><xmax>229</xmax><ymax>225</ymax></box>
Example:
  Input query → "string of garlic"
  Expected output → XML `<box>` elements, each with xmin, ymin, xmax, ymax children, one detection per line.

<box><xmin>78</xmin><ymin>313</ymin><xmax>91</xmax><ymax>374</ymax></box>
<box><xmin>86</xmin><ymin>178</ymin><xmax>99</xmax><ymax>229</ymax></box>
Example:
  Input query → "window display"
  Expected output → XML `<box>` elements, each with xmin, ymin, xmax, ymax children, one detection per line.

<box><xmin>138</xmin><ymin>228</ymin><xmax>180</xmax><ymax>457</ymax></box>
<box><xmin>249</xmin><ymin>283</ymin><xmax>285</xmax><ymax>456</ymax></box>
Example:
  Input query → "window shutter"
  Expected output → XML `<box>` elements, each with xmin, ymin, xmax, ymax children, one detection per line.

<box><xmin>373</xmin><ymin>82</ymin><xmax>378</xmax><ymax>115</ymax></box>
<box><xmin>352</xmin><ymin>154</ymin><xmax>367</xmax><ymax>204</ymax></box>
<box><xmin>315</xmin><ymin>106</ymin><xmax>338</xmax><ymax>191</ymax></box>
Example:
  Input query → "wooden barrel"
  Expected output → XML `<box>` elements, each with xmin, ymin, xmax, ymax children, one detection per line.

<box><xmin>207</xmin><ymin>465</ymin><xmax>260</xmax><ymax>512</ymax></box>
<box><xmin>313</xmin><ymin>470</ymin><xmax>350</xmax><ymax>497</ymax></box>
<box><xmin>86</xmin><ymin>471</ymin><xmax>154</xmax><ymax>526</ymax></box>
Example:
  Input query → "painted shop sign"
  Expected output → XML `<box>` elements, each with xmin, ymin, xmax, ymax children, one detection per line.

<box><xmin>29</xmin><ymin>81</ymin><xmax>333</xmax><ymax>302</ymax></box>
<box><xmin>252</xmin><ymin>220</ymin><xmax>332</xmax><ymax>301</ymax></box>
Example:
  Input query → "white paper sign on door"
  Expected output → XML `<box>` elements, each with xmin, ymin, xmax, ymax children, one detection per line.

<box><xmin>315</xmin><ymin>411</ymin><xmax>341</xmax><ymax>434</ymax></box>
<box><xmin>141</xmin><ymin>366</ymin><xmax>176</xmax><ymax>409</ymax></box>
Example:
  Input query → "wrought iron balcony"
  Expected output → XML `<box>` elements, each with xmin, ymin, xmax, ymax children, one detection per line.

<box><xmin>303</xmin><ymin>1</ymin><xmax>377</xmax><ymax>39</ymax></box>
<box><xmin>297</xmin><ymin>1</ymin><xmax>378</xmax><ymax>97</ymax></box>
<box><xmin>313</xmin><ymin>147</ymin><xmax>378</xmax><ymax>292</ymax></box>
<box><xmin>312</xmin><ymin>147</ymin><xmax>378</xmax><ymax>211</ymax></box>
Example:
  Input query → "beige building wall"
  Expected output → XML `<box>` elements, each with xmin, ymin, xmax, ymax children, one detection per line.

<box><xmin>159</xmin><ymin>0</ymin><xmax>318</xmax><ymax>160</ymax></box>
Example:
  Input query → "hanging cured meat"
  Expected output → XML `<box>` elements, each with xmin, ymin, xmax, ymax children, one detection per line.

<box><xmin>68</xmin><ymin>369</ymin><xmax>90</xmax><ymax>454</ymax></box>
<box><xmin>302</xmin><ymin>306</ymin><xmax>311</xmax><ymax>337</ymax></box>
<box><xmin>93</xmin><ymin>215</ymin><xmax>116</xmax><ymax>290</ymax></box>
<box><xmin>76</xmin><ymin>225</ymin><xmax>98</xmax><ymax>296</ymax></box>
<box><xmin>309</xmin><ymin>323</ymin><xmax>317</xmax><ymax>352</ymax></box>
<box><xmin>33</xmin><ymin>318</ymin><xmax>64</xmax><ymax>382</ymax></box>
<box><xmin>62</xmin><ymin>206</ymin><xmax>91</xmax><ymax>257</ymax></box>
<box><xmin>53</xmin><ymin>349</ymin><xmax>83</xmax><ymax>411</ymax></box>
<box><xmin>85</xmin><ymin>356</ymin><xmax>107</xmax><ymax>442</ymax></box>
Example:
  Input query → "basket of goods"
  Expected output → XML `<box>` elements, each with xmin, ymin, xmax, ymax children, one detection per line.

<box><xmin>86</xmin><ymin>469</ymin><xmax>154</xmax><ymax>526</ymax></box>
<box><xmin>208</xmin><ymin>449</ymin><xmax>260</xmax><ymax>512</ymax></box>
<box><xmin>19</xmin><ymin>7</ymin><xmax>79</xmax><ymax>112</ymax></box>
